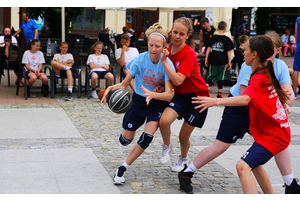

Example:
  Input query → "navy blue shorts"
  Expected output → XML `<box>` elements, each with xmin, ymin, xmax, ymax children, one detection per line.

<box><xmin>216</xmin><ymin>94</ymin><xmax>250</xmax><ymax>143</ymax></box>
<box><xmin>241</xmin><ymin>142</ymin><xmax>274</xmax><ymax>169</ymax></box>
<box><xmin>293</xmin><ymin>52</ymin><xmax>300</xmax><ymax>71</ymax></box>
<box><xmin>167</xmin><ymin>93</ymin><xmax>208</xmax><ymax>128</ymax></box>
<box><xmin>26</xmin><ymin>70</ymin><xmax>43</xmax><ymax>76</ymax></box>
<box><xmin>54</xmin><ymin>69</ymin><xmax>75</xmax><ymax>78</ymax></box>
<box><xmin>122</xmin><ymin>92</ymin><xmax>168</xmax><ymax>131</ymax></box>
<box><xmin>90</xmin><ymin>71</ymin><xmax>109</xmax><ymax>78</ymax></box>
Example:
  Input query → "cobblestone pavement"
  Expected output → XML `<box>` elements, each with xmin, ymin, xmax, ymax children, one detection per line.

<box><xmin>0</xmin><ymin>89</ymin><xmax>300</xmax><ymax>194</ymax></box>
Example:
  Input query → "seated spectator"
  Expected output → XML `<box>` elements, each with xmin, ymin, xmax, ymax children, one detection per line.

<box><xmin>122</xmin><ymin>27</ymin><xmax>128</xmax><ymax>35</ymax></box>
<box><xmin>137</xmin><ymin>30</ymin><xmax>145</xmax><ymax>41</ymax></box>
<box><xmin>289</xmin><ymin>30</ymin><xmax>296</xmax><ymax>55</ymax></box>
<box><xmin>115</xmin><ymin>34</ymin><xmax>139</xmax><ymax>90</ymax></box>
<box><xmin>127</xmin><ymin>28</ymin><xmax>136</xmax><ymax>47</ymax></box>
<box><xmin>0</xmin><ymin>27</ymin><xmax>18</xmax><ymax>47</ymax></box>
<box><xmin>51</xmin><ymin>42</ymin><xmax>81</xmax><ymax>101</ymax></box>
<box><xmin>22</xmin><ymin>39</ymin><xmax>49</xmax><ymax>97</ymax></box>
<box><xmin>87</xmin><ymin>41</ymin><xmax>114</xmax><ymax>99</ymax></box>
<box><xmin>281</xmin><ymin>29</ymin><xmax>291</xmax><ymax>56</ymax></box>
<box><xmin>0</xmin><ymin>35</ymin><xmax>23</xmax><ymax>86</ymax></box>
<box><xmin>104</xmin><ymin>27</ymin><xmax>116</xmax><ymax>53</ymax></box>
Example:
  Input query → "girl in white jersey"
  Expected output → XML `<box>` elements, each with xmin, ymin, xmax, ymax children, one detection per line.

<box><xmin>51</xmin><ymin>42</ymin><xmax>81</xmax><ymax>101</ymax></box>
<box><xmin>86</xmin><ymin>41</ymin><xmax>114</xmax><ymax>98</ymax></box>
<box><xmin>22</xmin><ymin>39</ymin><xmax>48</xmax><ymax>97</ymax></box>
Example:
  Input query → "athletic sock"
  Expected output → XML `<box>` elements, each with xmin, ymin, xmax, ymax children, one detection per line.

<box><xmin>92</xmin><ymin>87</ymin><xmax>96</xmax><ymax>91</ymax></box>
<box><xmin>283</xmin><ymin>173</ymin><xmax>294</xmax><ymax>186</ymax></box>
<box><xmin>64</xmin><ymin>66</ymin><xmax>71</xmax><ymax>70</ymax></box>
<box><xmin>122</xmin><ymin>161</ymin><xmax>130</xmax><ymax>170</ymax></box>
<box><xmin>68</xmin><ymin>86</ymin><xmax>73</xmax><ymax>93</ymax></box>
<box><xmin>184</xmin><ymin>161</ymin><xmax>198</xmax><ymax>173</ymax></box>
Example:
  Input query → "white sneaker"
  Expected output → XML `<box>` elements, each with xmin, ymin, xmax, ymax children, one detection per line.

<box><xmin>91</xmin><ymin>90</ymin><xmax>98</xmax><ymax>99</ymax></box>
<box><xmin>160</xmin><ymin>144</ymin><xmax>172</xmax><ymax>164</ymax></box>
<box><xmin>171</xmin><ymin>156</ymin><xmax>189</xmax><ymax>172</ymax></box>
<box><xmin>113</xmin><ymin>166</ymin><xmax>126</xmax><ymax>185</ymax></box>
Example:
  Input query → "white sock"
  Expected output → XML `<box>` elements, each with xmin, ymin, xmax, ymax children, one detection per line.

<box><xmin>68</xmin><ymin>86</ymin><xmax>73</xmax><ymax>93</ymax></box>
<box><xmin>122</xmin><ymin>161</ymin><xmax>130</xmax><ymax>170</ymax></box>
<box><xmin>283</xmin><ymin>173</ymin><xmax>294</xmax><ymax>186</ymax></box>
<box><xmin>64</xmin><ymin>66</ymin><xmax>71</xmax><ymax>70</ymax></box>
<box><xmin>184</xmin><ymin>161</ymin><xmax>198</xmax><ymax>173</ymax></box>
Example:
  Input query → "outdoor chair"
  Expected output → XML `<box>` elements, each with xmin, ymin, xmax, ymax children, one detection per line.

<box><xmin>49</xmin><ymin>48</ymin><xmax>82</xmax><ymax>98</ymax></box>
<box><xmin>85</xmin><ymin>48</ymin><xmax>116</xmax><ymax>99</ymax></box>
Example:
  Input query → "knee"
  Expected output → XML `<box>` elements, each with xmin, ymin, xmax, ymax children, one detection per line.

<box><xmin>66</xmin><ymin>69</ymin><xmax>72</xmax><ymax>77</ymax></box>
<box><xmin>91</xmin><ymin>74</ymin><xmax>98</xmax><ymax>81</ymax></box>
<box><xmin>137</xmin><ymin>132</ymin><xmax>153</xmax><ymax>149</ymax></box>
<box><xmin>236</xmin><ymin>160</ymin><xmax>251</xmax><ymax>177</ymax></box>
<box><xmin>119</xmin><ymin>133</ymin><xmax>133</xmax><ymax>146</ymax></box>
<box><xmin>159</xmin><ymin>116</ymin><xmax>170</xmax><ymax>128</ymax></box>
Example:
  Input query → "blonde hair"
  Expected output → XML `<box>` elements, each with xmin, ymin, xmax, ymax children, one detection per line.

<box><xmin>167</xmin><ymin>17</ymin><xmax>192</xmax><ymax>44</ymax></box>
<box><xmin>265</xmin><ymin>31</ymin><xmax>282</xmax><ymax>57</ymax></box>
<box><xmin>90</xmin><ymin>41</ymin><xmax>104</xmax><ymax>54</ymax></box>
<box><xmin>145</xmin><ymin>23</ymin><xmax>168</xmax><ymax>44</ymax></box>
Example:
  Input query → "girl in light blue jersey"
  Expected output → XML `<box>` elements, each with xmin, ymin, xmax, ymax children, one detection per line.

<box><xmin>101</xmin><ymin>23</ymin><xmax>176</xmax><ymax>185</ymax></box>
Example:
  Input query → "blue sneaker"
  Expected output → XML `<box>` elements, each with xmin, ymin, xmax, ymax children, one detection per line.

<box><xmin>295</xmin><ymin>92</ymin><xmax>299</xmax><ymax>100</ymax></box>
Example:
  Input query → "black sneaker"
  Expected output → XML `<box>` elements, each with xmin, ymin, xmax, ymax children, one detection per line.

<box><xmin>285</xmin><ymin>178</ymin><xmax>300</xmax><ymax>194</ymax></box>
<box><xmin>113</xmin><ymin>166</ymin><xmax>126</xmax><ymax>185</ymax></box>
<box><xmin>43</xmin><ymin>84</ymin><xmax>49</xmax><ymax>97</ymax></box>
<box><xmin>178</xmin><ymin>164</ymin><xmax>194</xmax><ymax>194</ymax></box>
<box><xmin>70</xmin><ymin>68</ymin><xmax>81</xmax><ymax>77</ymax></box>
<box><xmin>65</xmin><ymin>91</ymin><xmax>72</xmax><ymax>101</ymax></box>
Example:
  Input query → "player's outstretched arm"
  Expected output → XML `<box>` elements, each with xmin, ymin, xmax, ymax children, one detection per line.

<box><xmin>192</xmin><ymin>95</ymin><xmax>251</xmax><ymax>113</ymax></box>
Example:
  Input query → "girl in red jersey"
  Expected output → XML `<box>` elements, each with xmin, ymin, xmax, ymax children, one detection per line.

<box><xmin>159</xmin><ymin>17</ymin><xmax>210</xmax><ymax>173</ymax></box>
<box><xmin>193</xmin><ymin>35</ymin><xmax>291</xmax><ymax>194</ymax></box>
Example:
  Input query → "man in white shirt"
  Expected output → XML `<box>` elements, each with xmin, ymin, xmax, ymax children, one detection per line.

<box><xmin>0</xmin><ymin>28</ymin><xmax>18</xmax><ymax>47</ymax></box>
<box><xmin>115</xmin><ymin>34</ymin><xmax>139</xmax><ymax>90</ymax></box>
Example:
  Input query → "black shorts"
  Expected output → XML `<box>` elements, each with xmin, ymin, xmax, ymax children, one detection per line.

<box><xmin>122</xmin><ymin>92</ymin><xmax>168</xmax><ymax>131</ymax></box>
<box><xmin>216</xmin><ymin>94</ymin><xmax>250</xmax><ymax>143</ymax></box>
<box><xmin>167</xmin><ymin>93</ymin><xmax>207</xmax><ymax>128</ymax></box>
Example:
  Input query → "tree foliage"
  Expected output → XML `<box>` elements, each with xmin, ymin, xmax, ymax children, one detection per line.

<box><xmin>254</xmin><ymin>8</ymin><xmax>272</xmax><ymax>35</ymax></box>
<box><xmin>27</xmin><ymin>7</ymin><xmax>85</xmax><ymax>36</ymax></box>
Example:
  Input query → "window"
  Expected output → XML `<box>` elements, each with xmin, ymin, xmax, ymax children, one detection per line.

<box><xmin>73</xmin><ymin>8</ymin><xmax>105</xmax><ymax>31</ymax></box>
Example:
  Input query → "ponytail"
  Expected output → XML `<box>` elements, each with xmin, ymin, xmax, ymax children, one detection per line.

<box><xmin>266</xmin><ymin>60</ymin><xmax>289</xmax><ymax>107</ymax></box>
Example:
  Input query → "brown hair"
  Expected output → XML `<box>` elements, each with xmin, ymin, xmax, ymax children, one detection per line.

<box><xmin>249</xmin><ymin>35</ymin><xmax>288</xmax><ymax>106</ymax></box>
<box><xmin>218</xmin><ymin>21</ymin><xmax>227</xmax><ymax>31</ymax></box>
<box><xmin>27</xmin><ymin>39</ymin><xmax>40</xmax><ymax>50</ymax></box>
<box><xmin>167</xmin><ymin>17</ymin><xmax>192</xmax><ymax>44</ymax></box>
<box><xmin>59</xmin><ymin>41</ymin><xmax>69</xmax><ymax>47</ymax></box>
<box><xmin>239</xmin><ymin>35</ymin><xmax>249</xmax><ymax>44</ymax></box>
<box><xmin>121</xmin><ymin>34</ymin><xmax>130</xmax><ymax>41</ymax></box>
<box><xmin>200</xmin><ymin>17</ymin><xmax>209</xmax><ymax>24</ymax></box>
<box><xmin>90</xmin><ymin>41</ymin><xmax>103</xmax><ymax>54</ymax></box>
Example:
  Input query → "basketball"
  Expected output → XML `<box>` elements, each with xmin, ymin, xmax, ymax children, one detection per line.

<box><xmin>107</xmin><ymin>89</ymin><xmax>133</xmax><ymax>114</ymax></box>
<box><xmin>98</xmin><ymin>89</ymin><xmax>106</xmax><ymax>101</ymax></box>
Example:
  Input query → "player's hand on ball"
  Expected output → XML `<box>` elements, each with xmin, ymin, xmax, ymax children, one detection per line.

<box><xmin>100</xmin><ymin>86</ymin><xmax>113</xmax><ymax>105</ymax></box>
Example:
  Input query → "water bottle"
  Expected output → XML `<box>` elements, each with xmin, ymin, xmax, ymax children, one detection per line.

<box><xmin>46</xmin><ymin>38</ymin><xmax>52</xmax><ymax>56</ymax></box>
<box><xmin>53</xmin><ymin>41</ymin><xmax>58</xmax><ymax>54</ymax></box>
